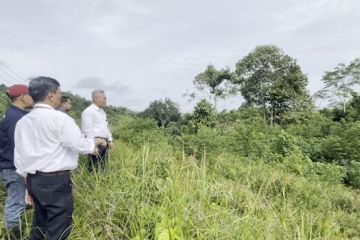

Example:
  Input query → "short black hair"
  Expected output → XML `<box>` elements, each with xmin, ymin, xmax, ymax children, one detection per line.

<box><xmin>61</xmin><ymin>95</ymin><xmax>70</xmax><ymax>104</ymax></box>
<box><xmin>29</xmin><ymin>76</ymin><xmax>60</xmax><ymax>103</ymax></box>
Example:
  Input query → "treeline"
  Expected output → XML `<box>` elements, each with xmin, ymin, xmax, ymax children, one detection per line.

<box><xmin>128</xmin><ymin>45</ymin><xmax>360</xmax><ymax>189</ymax></box>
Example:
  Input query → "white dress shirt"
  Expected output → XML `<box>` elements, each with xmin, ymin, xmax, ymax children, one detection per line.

<box><xmin>81</xmin><ymin>103</ymin><xmax>113</xmax><ymax>141</ymax></box>
<box><xmin>14</xmin><ymin>103</ymin><xmax>95</xmax><ymax>177</ymax></box>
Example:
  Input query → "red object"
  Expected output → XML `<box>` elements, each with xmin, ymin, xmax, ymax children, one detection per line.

<box><xmin>6</xmin><ymin>84</ymin><xmax>29</xmax><ymax>97</ymax></box>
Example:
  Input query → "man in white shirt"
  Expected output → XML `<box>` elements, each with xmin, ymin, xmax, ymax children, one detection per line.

<box><xmin>14</xmin><ymin>76</ymin><xmax>97</xmax><ymax>240</ymax></box>
<box><xmin>81</xmin><ymin>90</ymin><xmax>114</xmax><ymax>173</ymax></box>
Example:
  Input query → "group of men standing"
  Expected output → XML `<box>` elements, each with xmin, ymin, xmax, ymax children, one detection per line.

<box><xmin>0</xmin><ymin>76</ymin><xmax>113</xmax><ymax>239</ymax></box>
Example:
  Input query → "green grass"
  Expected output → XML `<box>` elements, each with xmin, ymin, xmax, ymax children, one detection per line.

<box><xmin>1</xmin><ymin>141</ymin><xmax>360</xmax><ymax>239</ymax></box>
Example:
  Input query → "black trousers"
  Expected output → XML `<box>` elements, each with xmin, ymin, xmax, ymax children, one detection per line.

<box><xmin>88</xmin><ymin>147</ymin><xmax>108</xmax><ymax>173</ymax></box>
<box><xmin>27</xmin><ymin>173</ymin><xmax>73</xmax><ymax>240</ymax></box>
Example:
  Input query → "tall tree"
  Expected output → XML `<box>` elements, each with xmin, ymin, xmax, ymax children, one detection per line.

<box><xmin>233</xmin><ymin>45</ymin><xmax>310</xmax><ymax>125</ymax></box>
<box><xmin>140</xmin><ymin>98</ymin><xmax>181</xmax><ymax>129</ymax></box>
<box><xmin>315</xmin><ymin>58</ymin><xmax>360</xmax><ymax>116</ymax></box>
<box><xmin>193</xmin><ymin>65</ymin><xmax>232</xmax><ymax>109</ymax></box>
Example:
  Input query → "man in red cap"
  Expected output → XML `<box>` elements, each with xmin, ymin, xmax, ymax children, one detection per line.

<box><xmin>0</xmin><ymin>84</ymin><xmax>33</xmax><ymax>238</ymax></box>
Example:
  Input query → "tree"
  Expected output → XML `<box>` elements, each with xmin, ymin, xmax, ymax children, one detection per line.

<box><xmin>192</xmin><ymin>99</ymin><xmax>216</xmax><ymax>131</ymax></box>
<box><xmin>140</xmin><ymin>98</ymin><xmax>181</xmax><ymax>129</ymax></box>
<box><xmin>315</xmin><ymin>58</ymin><xmax>360</xmax><ymax>116</ymax></box>
<box><xmin>233</xmin><ymin>45</ymin><xmax>310</xmax><ymax>125</ymax></box>
<box><xmin>193</xmin><ymin>65</ymin><xmax>233</xmax><ymax>109</ymax></box>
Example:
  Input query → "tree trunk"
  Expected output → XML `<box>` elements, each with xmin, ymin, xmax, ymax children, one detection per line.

<box><xmin>214</xmin><ymin>95</ymin><xmax>217</xmax><ymax>111</ymax></box>
<box><xmin>270</xmin><ymin>105</ymin><xmax>274</xmax><ymax>126</ymax></box>
<box><xmin>263</xmin><ymin>101</ymin><xmax>267</xmax><ymax>122</ymax></box>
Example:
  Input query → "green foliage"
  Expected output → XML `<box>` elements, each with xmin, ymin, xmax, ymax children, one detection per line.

<box><xmin>140</xmin><ymin>98</ymin><xmax>181</xmax><ymax>129</ymax></box>
<box><xmin>2</xmin><ymin>129</ymin><xmax>360</xmax><ymax>239</ymax></box>
<box><xmin>321</xmin><ymin>122</ymin><xmax>360</xmax><ymax>164</ymax></box>
<box><xmin>234</xmin><ymin>45</ymin><xmax>311</xmax><ymax>124</ymax></box>
<box><xmin>113</xmin><ymin>117</ymin><xmax>169</xmax><ymax>149</ymax></box>
<box><xmin>0</xmin><ymin>84</ymin><xmax>9</xmax><ymax>117</ymax></box>
<box><xmin>226</xmin><ymin>120</ymin><xmax>272</xmax><ymax>160</ymax></box>
<box><xmin>191</xmin><ymin>99</ymin><xmax>216</xmax><ymax>132</ymax></box>
<box><xmin>2</xmin><ymin>64</ymin><xmax>360</xmax><ymax>238</ymax></box>
<box><xmin>193</xmin><ymin>65</ymin><xmax>233</xmax><ymax>107</ymax></box>
<box><xmin>179</xmin><ymin>126</ymin><xmax>225</xmax><ymax>162</ymax></box>
<box><xmin>343</xmin><ymin>92</ymin><xmax>360</xmax><ymax>121</ymax></box>
<box><xmin>316</xmin><ymin>58</ymin><xmax>360</xmax><ymax>115</ymax></box>
<box><xmin>346</xmin><ymin>161</ymin><xmax>360</xmax><ymax>188</ymax></box>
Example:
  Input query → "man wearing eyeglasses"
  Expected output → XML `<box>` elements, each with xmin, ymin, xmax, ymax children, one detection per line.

<box><xmin>14</xmin><ymin>77</ymin><xmax>97</xmax><ymax>240</ymax></box>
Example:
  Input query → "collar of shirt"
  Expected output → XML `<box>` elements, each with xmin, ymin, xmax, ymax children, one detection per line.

<box><xmin>90</xmin><ymin>103</ymin><xmax>101</xmax><ymax>111</ymax></box>
<box><xmin>33</xmin><ymin>103</ymin><xmax>54</xmax><ymax>110</ymax></box>
<box><xmin>10</xmin><ymin>104</ymin><xmax>28</xmax><ymax>115</ymax></box>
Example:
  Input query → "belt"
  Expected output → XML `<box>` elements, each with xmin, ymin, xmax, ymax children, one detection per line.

<box><xmin>34</xmin><ymin>170</ymin><xmax>70</xmax><ymax>177</ymax></box>
<box><xmin>95</xmin><ymin>136</ymin><xmax>109</xmax><ymax>141</ymax></box>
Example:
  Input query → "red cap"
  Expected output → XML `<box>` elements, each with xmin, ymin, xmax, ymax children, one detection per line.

<box><xmin>6</xmin><ymin>84</ymin><xmax>29</xmax><ymax>98</ymax></box>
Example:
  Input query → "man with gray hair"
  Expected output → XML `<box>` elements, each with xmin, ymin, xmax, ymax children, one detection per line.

<box><xmin>81</xmin><ymin>90</ymin><xmax>114</xmax><ymax>173</ymax></box>
<box><xmin>14</xmin><ymin>76</ymin><xmax>97</xmax><ymax>239</ymax></box>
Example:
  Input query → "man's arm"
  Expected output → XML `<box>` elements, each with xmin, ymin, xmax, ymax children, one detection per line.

<box><xmin>62</xmin><ymin>116</ymin><xmax>96</xmax><ymax>154</ymax></box>
<box><xmin>81</xmin><ymin>109</ymin><xmax>95</xmax><ymax>140</ymax></box>
<box><xmin>14</xmin><ymin>121</ymin><xmax>28</xmax><ymax>178</ymax></box>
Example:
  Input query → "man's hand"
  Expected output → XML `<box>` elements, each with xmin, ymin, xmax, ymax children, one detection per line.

<box><xmin>108</xmin><ymin>142</ymin><xmax>114</xmax><ymax>150</ymax></box>
<box><xmin>91</xmin><ymin>147</ymin><xmax>99</xmax><ymax>156</ymax></box>
<box><xmin>25</xmin><ymin>189</ymin><xmax>33</xmax><ymax>207</ymax></box>
<box><xmin>95</xmin><ymin>138</ymin><xmax>107</xmax><ymax>147</ymax></box>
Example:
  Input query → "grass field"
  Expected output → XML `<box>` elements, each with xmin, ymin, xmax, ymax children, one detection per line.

<box><xmin>1</xmin><ymin>140</ymin><xmax>360</xmax><ymax>239</ymax></box>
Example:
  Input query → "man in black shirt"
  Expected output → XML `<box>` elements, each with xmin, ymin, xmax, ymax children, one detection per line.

<box><xmin>0</xmin><ymin>84</ymin><xmax>33</xmax><ymax>238</ymax></box>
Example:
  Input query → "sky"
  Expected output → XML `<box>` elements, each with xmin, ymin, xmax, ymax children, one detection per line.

<box><xmin>0</xmin><ymin>0</ymin><xmax>359</xmax><ymax>112</ymax></box>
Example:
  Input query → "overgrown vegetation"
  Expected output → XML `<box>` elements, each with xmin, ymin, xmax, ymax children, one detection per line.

<box><xmin>1</xmin><ymin>45</ymin><xmax>360</xmax><ymax>239</ymax></box>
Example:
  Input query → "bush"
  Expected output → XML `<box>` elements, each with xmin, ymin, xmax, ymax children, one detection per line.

<box><xmin>113</xmin><ymin>117</ymin><xmax>169</xmax><ymax>149</ymax></box>
<box><xmin>345</xmin><ymin>161</ymin><xmax>360</xmax><ymax>188</ymax></box>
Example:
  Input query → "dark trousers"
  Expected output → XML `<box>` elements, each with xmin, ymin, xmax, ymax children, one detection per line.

<box><xmin>88</xmin><ymin>147</ymin><xmax>108</xmax><ymax>173</ymax></box>
<box><xmin>27</xmin><ymin>173</ymin><xmax>73</xmax><ymax>240</ymax></box>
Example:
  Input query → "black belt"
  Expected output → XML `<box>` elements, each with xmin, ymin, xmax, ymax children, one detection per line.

<box><xmin>34</xmin><ymin>170</ymin><xmax>70</xmax><ymax>177</ymax></box>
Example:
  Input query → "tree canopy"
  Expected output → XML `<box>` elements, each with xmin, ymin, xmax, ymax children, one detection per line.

<box><xmin>140</xmin><ymin>98</ymin><xmax>181</xmax><ymax>129</ymax></box>
<box><xmin>233</xmin><ymin>45</ymin><xmax>310</xmax><ymax>124</ymax></box>
<box><xmin>315</xmin><ymin>58</ymin><xmax>360</xmax><ymax>115</ymax></box>
<box><xmin>193</xmin><ymin>65</ymin><xmax>232</xmax><ymax>108</ymax></box>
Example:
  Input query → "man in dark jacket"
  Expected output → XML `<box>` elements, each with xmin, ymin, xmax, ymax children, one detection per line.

<box><xmin>0</xmin><ymin>84</ymin><xmax>33</xmax><ymax>238</ymax></box>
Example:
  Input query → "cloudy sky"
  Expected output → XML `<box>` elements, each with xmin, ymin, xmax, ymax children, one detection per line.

<box><xmin>0</xmin><ymin>0</ymin><xmax>359</xmax><ymax>112</ymax></box>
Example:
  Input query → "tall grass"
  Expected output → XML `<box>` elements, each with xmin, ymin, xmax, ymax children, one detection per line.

<box><xmin>1</xmin><ymin>140</ymin><xmax>360</xmax><ymax>239</ymax></box>
<box><xmin>70</xmin><ymin>141</ymin><xmax>360</xmax><ymax>239</ymax></box>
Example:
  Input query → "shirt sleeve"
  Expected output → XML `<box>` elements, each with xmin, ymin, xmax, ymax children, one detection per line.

<box><xmin>81</xmin><ymin>109</ymin><xmax>95</xmax><ymax>140</ymax></box>
<box><xmin>62</xmin><ymin>115</ymin><xmax>95</xmax><ymax>154</ymax></box>
<box><xmin>14</xmin><ymin>122</ymin><xmax>28</xmax><ymax>177</ymax></box>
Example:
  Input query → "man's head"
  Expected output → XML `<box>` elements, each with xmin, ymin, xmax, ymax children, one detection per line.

<box><xmin>6</xmin><ymin>84</ymin><xmax>33</xmax><ymax>109</ymax></box>
<box><xmin>60</xmin><ymin>96</ymin><xmax>72</xmax><ymax>112</ymax></box>
<box><xmin>92</xmin><ymin>90</ymin><xmax>107</xmax><ymax>108</ymax></box>
<box><xmin>29</xmin><ymin>76</ymin><xmax>61</xmax><ymax>108</ymax></box>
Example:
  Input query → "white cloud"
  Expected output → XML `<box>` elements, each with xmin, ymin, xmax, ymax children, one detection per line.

<box><xmin>1</xmin><ymin>0</ymin><xmax>360</xmax><ymax>112</ymax></box>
